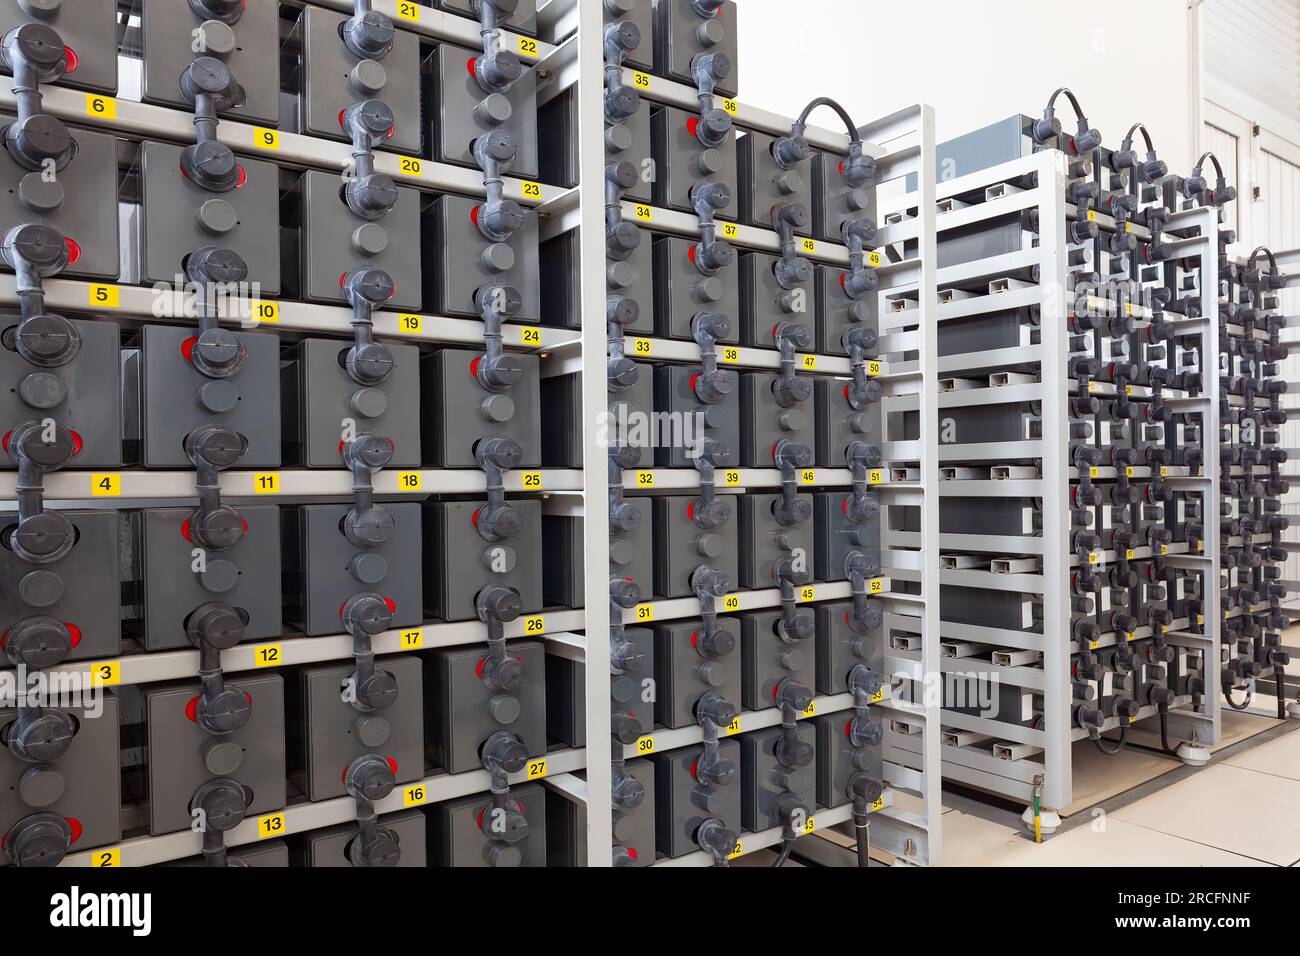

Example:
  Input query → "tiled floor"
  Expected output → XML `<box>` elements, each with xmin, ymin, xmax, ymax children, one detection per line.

<box><xmin>944</xmin><ymin>711</ymin><xmax>1300</xmax><ymax>867</ymax></box>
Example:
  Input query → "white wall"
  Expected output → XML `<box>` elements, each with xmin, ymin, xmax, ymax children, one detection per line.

<box><xmin>737</xmin><ymin>0</ymin><xmax>1193</xmax><ymax>172</ymax></box>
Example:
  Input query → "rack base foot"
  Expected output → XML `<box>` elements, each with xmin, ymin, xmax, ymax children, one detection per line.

<box><xmin>1176</xmin><ymin>740</ymin><xmax>1212</xmax><ymax>767</ymax></box>
<box><xmin>1020</xmin><ymin>806</ymin><xmax>1061</xmax><ymax>838</ymax></box>
<box><xmin>1287</xmin><ymin>700</ymin><xmax>1300</xmax><ymax>720</ymax></box>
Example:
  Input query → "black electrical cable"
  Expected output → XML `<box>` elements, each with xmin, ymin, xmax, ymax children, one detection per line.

<box><xmin>1224</xmin><ymin>686</ymin><xmax>1253</xmax><ymax>711</ymax></box>
<box><xmin>854</xmin><ymin>811</ymin><xmax>870</xmax><ymax>868</ymax></box>
<box><xmin>770</xmin><ymin>838</ymin><xmax>794</xmax><ymax>868</ymax></box>
<box><xmin>794</xmin><ymin>96</ymin><xmax>861</xmax><ymax>143</ymax></box>
<box><xmin>1093</xmin><ymin>720</ymin><xmax>1129</xmax><ymax>756</ymax></box>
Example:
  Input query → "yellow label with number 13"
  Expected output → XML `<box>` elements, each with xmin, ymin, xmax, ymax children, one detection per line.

<box><xmin>257</xmin><ymin>813</ymin><xmax>285</xmax><ymax>839</ymax></box>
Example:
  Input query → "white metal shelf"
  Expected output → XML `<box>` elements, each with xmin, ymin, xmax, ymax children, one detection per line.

<box><xmin>0</xmin><ymin>468</ymin><xmax>581</xmax><ymax>501</ymax></box>
<box><xmin>59</xmin><ymin>745</ymin><xmax>586</xmax><ymax>868</ymax></box>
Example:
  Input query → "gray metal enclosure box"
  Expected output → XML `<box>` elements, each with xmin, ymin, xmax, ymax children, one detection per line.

<box><xmin>425</xmin><ymin>193</ymin><xmax>541</xmax><ymax>322</ymax></box>
<box><xmin>653</xmin><ymin>493</ymin><xmax>739</xmax><ymax>599</ymax></box>
<box><xmin>286</xmin><ymin>656</ymin><xmax>424</xmax><ymax>802</ymax></box>
<box><xmin>814</xmin><ymin>376</ymin><xmax>882</xmax><ymax>468</ymax></box>
<box><xmin>546</xmin><ymin>760</ymin><xmax>655</xmax><ymax>867</ymax></box>
<box><xmin>0</xmin><ymin>318</ymin><xmax>121</xmax><ymax>466</ymax></box>
<box><xmin>300</xmin><ymin>169</ymin><xmax>421</xmax><ymax>309</ymax></box>
<box><xmin>739</xmin><ymin>251</ymin><xmax>814</xmax><ymax>347</ymax></box>
<box><xmin>651</xmin><ymin>105</ymin><xmax>739</xmax><ymax>219</ymax></box>
<box><xmin>424</xmin><ymin>642</ymin><xmax>547</xmax><ymax>775</ymax></box>
<box><xmin>652</xmin><ymin>0</ymin><xmax>738</xmax><ymax>98</ymax></box>
<box><xmin>813</xmin><ymin>710</ymin><xmax>882</xmax><ymax>811</ymax></box>
<box><xmin>429</xmin><ymin>43</ymin><xmax>539</xmax><ymax>180</ymax></box>
<box><xmin>653</xmin><ymin>234</ymin><xmax>740</xmax><ymax>341</ymax></box>
<box><xmin>739</xmin><ymin>370</ymin><xmax>816</xmax><ymax>467</ymax></box>
<box><xmin>283</xmin><ymin>502</ymin><xmax>422</xmax><ymax>636</ymax></box>
<box><xmin>539</xmin><ymin>367</ymin><xmax>653</xmax><ymax>468</ymax></box>
<box><xmin>298</xmin><ymin>5</ymin><xmax>423</xmax><ymax>155</ymax></box>
<box><xmin>435</xmin><ymin>0</ymin><xmax>538</xmax><ymax>36</ymax></box>
<box><xmin>812</xmin><ymin>150</ymin><xmax>878</xmax><ymax>245</ymax></box>
<box><xmin>813</xmin><ymin>491</ymin><xmax>881</xmax><ymax>584</ymax></box>
<box><xmin>652</xmin><ymin>618</ymin><xmax>741</xmax><ymax>729</ymax></box>
<box><xmin>172</xmin><ymin>841</ymin><xmax>288</xmax><ymax>867</ymax></box>
<box><xmin>737</xmin><ymin>491</ymin><xmax>814</xmax><ymax>590</ymax></box>
<box><xmin>429</xmin><ymin>782</ymin><xmax>547</xmax><ymax>867</ymax></box>
<box><xmin>280</xmin><ymin>337</ymin><xmax>422</xmax><ymax>468</ymax></box>
<box><xmin>420</xmin><ymin>348</ymin><xmax>542</xmax><ymax>468</ymax></box>
<box><xmin>0</xmin><ymin>695</ymin><xmax>120</xmax><ymax>856</ymax></box>
<box><xmin>142</xmin><ymin>674</ymin><xmax>286</xmax><ymax>836</ymax></box>
<box><xmin>653</xmin><ymin>364</ymin><xmax>740</xmax><ymax>467</ymax></box>
<box><xmin>136</xmin><ymin>505</ymin><xmax>282</xmax><ymax>650</ymax></box>
<box><xmin>126</xmin><ymin>324</ymin><xmax>281</xmax><ymax>468</ymax></box>
<box><xmin>815</xmin><ymin>599</ymin><xmax>882</xmax><ymax>695</ymax></box>
<box><xmin>607</xmin><ymin>228</ymin><xmax>655</xmax><ymax>332</ymax></box>
<box><xmin>739</xmin><ymin>608</ymin><xmax>816</xmax><ymax>711</ymax></box>
<box><xmin>737</xmin><ymin>130</ymin><xmax>813</xmax><ymax>234</ymax></box>
<box><xmin>545</xmin><ymin>627</ymin><xmax>654</xmax><ymax>748</ymax></box>
<box><xmin>0</xmin><ymin>509</ymin><xmax>120</xmax><ymax>662</ymax></box>
<box><xmin>606</xmin><ymin>0</ymin><xmax>654</xmax><ymax>72</ymax></box>
<box><xmin>0</xmin><ymin>122</ymin><xmax>119</xmax><ymax>279</ymax></box>
<box><xmin>423</xmin><ymin>498</ymin><xmax>543</xmax><ymax>623</ymax></box>
<box><xmin>0</xmin><ymin>0</ymin><xmax>117</xmax><ymax>93</ymax></box>
<box><xmin>297</xmin><ymin>810</ymin><xmax>427</xmax><ymax>867</ymax></box>
<box><xmin>739</xmin><ymin>725</ymin><xmax>815</xmax><ymax>832</ymax></box>
<box><xmin>140</xmin><ymin>0</ymin><xmax>281</xmax><ymax>126</ymax></box>
<box><xmin>541</xmin><ymin>506</ymin><xmax>653</xmax><ymax>609</ymax></box>
<box><xmin>814</xmin><ymin>264</ymin><xmax>878</xmax><ymax>357</ymax></box>
<box><xmin>651</xmin><ymin>738</ymin><xmax>741</xmax><ymax>859</ymax></box>
<box><xmin>139</xmin><ymin>141</ymin><xmax>281</xmax><ymax>293</ymax></box>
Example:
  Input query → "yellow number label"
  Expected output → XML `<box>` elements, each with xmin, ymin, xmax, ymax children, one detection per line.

<box><xmin>1088</xmin><ymin>381</ymin><xmax>1099</xmax><ymax>394</ymax></box>
<box><xmin>721</xmin><ymin>222</ymin><xmax>739</xmax><ymax>239</ymax></box>
<box><xmin>254</xmin><ymin>472</ymin><xmax>280</xmax><ymax>495</ymax></box>
<box><xmin>90</xmin><ymin>661</ymin><xmax>120</xmax><ymax>687</ymax></box>
<box><xmin>635</xmin><ymin>735</ymin><xmax>655</xmax><ymax>754</ymax></box>
<box><xmin>799</xmin><ymin>469</ymin><xmax>816</xmax><ymax>485</ymax></box>
<box><xmin>803</xmin><ymin>817</ymin><xmax>816</xmax><ymax>834</ymax></box>
<box><xmin>398</xmin><ymin>313</ymin><xmax>422</xmax><ymax>335</ymax></box>
<box><xmin>520</xmin><ymin>180</ymin><xmax>542</xmax><ymax>199</ymax></box>
<box><xmin>632</xmin><ymin>71</ymin><xmax>651</xmax><ymax>90</ymax></box>
<box><xmin>85</xmin><ymin>94</ymin><xmax>116</xmax><ymax>119</ymax></box>
<box><xmin>801</xmin><ymin>700</ymin><xmax>816</xmax><ymax>717</ymax></box>
<box><xmin>253</xmin><ymin>127</ymin><xmax>279</xmax><ymax>151</ymax></box>
<box><xmin>1088</xmin><ymin>551</ymin><xmax>1100</xmax><ymax>565</ymax></box>
<box><xmin>526</xmin><ymin>759</ymin><xmax>547</xmax><ymax>780</ymax></box>
<box><xmin>867</xmin><ymin>360</ymin><xmax>881</xmax><ymax>376</ymax></box>
<box><xmin>94</xmin><ymin>848</ymin><xmax>121</xmax><ymax>867</ymax></box>
<box><xmin>1160</xmin><ymin>544</ymin><xmax>1168</xmax><ymax>556</ymax></box>
<box><xmin>871</xmin><ymin>795</ymin><xmax>884</xmax><ymax>812</ymax></box>
<box><xmin>398</xmin><ymin>156</ymin><xmax>422</xmax><ymax>177</ymax></box>
<box><xmin>520</xmin><ymin>471</ymin><xmax>543</xmax><ymax>490</ymax></box>
<box><xmin>634</xmin><ymin>603</ymin><xmax>654</xmax><ymax>622</ymax></box>
<box><xmin>252</xmin><ymin>300</ymin><xmax>278</xmax><ymax>324</ymax></box>
<box><xmin>91</xmin><ymin>473</ymin><xmax>121</xmax><ymax>497</ymax></box>
<box><xmin>397</xmin><ymin>471</ymin><xmax>422</xmax><ymax>491</ymax></box>
<box><xmin>801</xmin><ymin>355</ymin><xmax>817</xmax><ymax>370</ymax></box>
<box><xmin>722</xmin><ymin>594</ymin><xmax>740</xmax><ymax>612</ymax></box>
<box><xmin>725</xmin><ymin>716</ymin><xmax>742</xmax><ymax>735</ymax></box>
<box><xmin>403</xmin><ymin>784</ymin><xmax>427</xmax><ymax>807</ymax></box>
<box><xmin>719</xmin><ymin>346</ymin><xmax>740</xmax><ymax>364</ymax></box>
<box><xmin>257</xmin><ymin>813</ymin><xmax>285</xmax><ymax>839</ymax></box>
<box><xmin>1160</xmin><ymin>466</ymin><xmax>1168</xmax><ymax>477</ymax></box>
<box><xmin>871</xmin><ymin>686</ymin><xmax>885</xmax><ymax>703</ymax></box>
<box><xmin>868</xmin><ymin>578</ymin><xmax>884</xmax><ymax>594</ymax></box>
<box><xmin>800</xmin><ymin>237</ymin><xmax>817</xmax><ymax>254</ymax></box>
<box><xmin>867</xmin><ymin>250</ymin><xmax>882</xmax><ymax>267</ymax></box>
<box><xmin>722</xmin><ymin>98</ymin><xmax>738</xmax><ymax>115</ymax></box>
<box><xmin>868</xmin><ymin>469</ymin><xmax>886</xmax><ymax>485</ymax></box>
<box><xmin>396</xmin><ymin>1</ymin><xmax>421</xmax><ymax>21</ymax></box>
<box><xmin>518</xmin><ymin>37</ymin><xmax>539</xmax><ymax>58</ymax></box>
<box><xmin>1125</xmin><ymin>548</ymin><xmax>1136</xmax><ymax>560</ymax></box>
<box><xmin>89</xmin><ymin>284</ymin><xmax>119</xmax><ymax>308</ymax></box>
<box><xmin>633</xmin><ymin>203</ymin><xmax>653</xmax><ymax>222</ymax></box>
<box><xmin>723</xmin><ymin>470</ymin><xmax>742</xmax><ymax>486</ymax></box>
<box><xmin>523</xmin><ymin>615</ymin><xmax>545</xmax><ymax>635</ymax></box>
<box><xmin>633</xmin><ymin>338</ymin><xmax>653</xmax><ymax>355</ymax></box>
<box><xmin>253</xmin><ymin>644</ymin><xmax>281</xmax><ymax>668</ymax></box>
<box><xmin>1089</xmin><ymin>466</ymin><xmax>1099</xmax><ymax>478</ymax></box>
<box><xmin>799</xmin><ymin>585</ymin><xmax>816</xmax><ymax>602</ymax></box>
<box><xmin>1087</xmin><ymin>209</ymin><xmax>1097</xmax><ymax>222</ymax></box>
<box><xmin>1090</xmin><ymin>639</ymin><xmax>1099</xmax><ymax>650</ymax></box>
<box><xmin>635</xmin><ymin>470</ymin><xmax>655</xmax><ymax>488</ymax></box>
<box><xmin>520</xmin><ymin>327</ymin><xmax>542</xmax><ymax>347</ymax></box>
<box><xmin>400</xmin><ymin>628</ymin><xmax>423</xmax><ymax>649</ymax></box>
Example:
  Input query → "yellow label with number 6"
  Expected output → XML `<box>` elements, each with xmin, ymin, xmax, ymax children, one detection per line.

<box><xmin>85</xmin><ymin>94</ymin><xmax>116</xmax><ymax>119</ymax></box>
